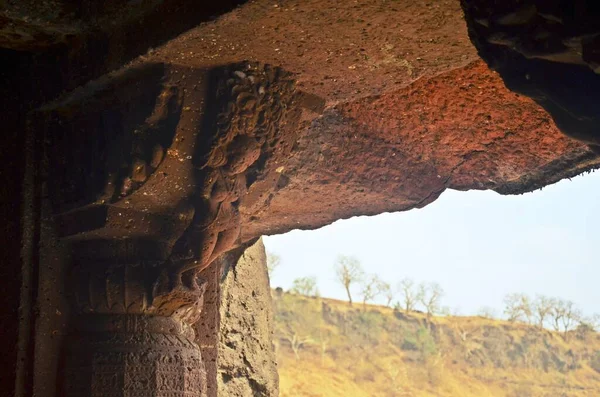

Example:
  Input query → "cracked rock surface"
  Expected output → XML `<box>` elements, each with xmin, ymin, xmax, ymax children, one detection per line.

<box><xmin>218</xmin><ymin>238</ymin><xmax>278</xmax><ymax>397</ymax></box>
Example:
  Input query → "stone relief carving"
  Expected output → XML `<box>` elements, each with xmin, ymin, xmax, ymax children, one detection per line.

<box><xmin>158</xmin><ymin>63</ymin><xmax>299</xmax><ymax>298</ymax></box>
<box><xmin>64</xmin><ymin>315</ymin><xmax>206</xmax><ymax>397</ymax></box>
<box><xmin>42</xmin><ymin>61</ymin><xmax>301</xmax><ymax>397</ymax></box>
<box><xmin>100</xmin><ymin>84</ymin><xmax>183</xmax><ymax>202</ymax></box>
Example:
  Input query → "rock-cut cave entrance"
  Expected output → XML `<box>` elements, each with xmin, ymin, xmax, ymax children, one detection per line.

<box><xmin>3</xmin><ymin>1</ymin><xmax>600</xmax><ymax>397</ymax></box>
<box><xmin>263</xmin><ymin>175</ymin><xmax>600</xmax><ymax>396</ymax></box>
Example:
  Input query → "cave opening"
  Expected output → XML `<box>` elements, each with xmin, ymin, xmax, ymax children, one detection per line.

<box><xmin>264</xmin><ymin>172</ymin><xmax>600</xmax><ymax>396</ymax></box>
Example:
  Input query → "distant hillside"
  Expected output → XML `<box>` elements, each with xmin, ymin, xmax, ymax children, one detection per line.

<box><xmin>272</xmin><ymin>292</ymin><xmax>600</xmax><ymax>397</ymax></box>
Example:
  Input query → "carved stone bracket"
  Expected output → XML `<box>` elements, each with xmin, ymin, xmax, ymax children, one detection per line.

<box><xmin>37</xmin><ymin>59</ymin><xmax>303</xmax><ymax>396</ymax></box>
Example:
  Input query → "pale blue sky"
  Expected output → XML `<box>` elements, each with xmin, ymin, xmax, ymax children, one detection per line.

<box><xmin>264</xmin><ymin>171</ymin><xmax>600</xmax><ymax>317</ymax></box>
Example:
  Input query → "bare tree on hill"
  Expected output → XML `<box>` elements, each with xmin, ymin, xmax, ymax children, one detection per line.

<box><xmin>418</xmin><ymin>282</ymin><xmax>444</xmax><ymax>318</ymax></box>
<box><xmin>291</xmin><ymin>276</ymin><xmax>318</xmax><ymax>296</ymax></box>
<box><xmin>503</xmin><ymin>293</ymin><xmax>532</xmax><ymax>323</ymax></box>
<box><xmin>360</xmin><ymin>274</ymin><xmax>385</xmax><ymax>309</ymax></box>
<box><xmin>551</xmin><ymin>299</ymin><xmax>582</xmax><ymax>340</ymax></box>
<box><xmin>380</xmin><ymin>281</ymin><xmax>394</xmax><ymax>307</ymax></box>
<box><xmin>550</xmin><ymin>299</ymin><xmax>567</xmax><ymax>332</ymax></box>
<box><xmin>583</xmin><ymin>314</ymin><xmax>600</xmax><ymax>331</ymax></box>
<box><xmin>399</xmin><ymin>278</ymin><xmax>417</xmax><ymax>313</ymax></box>
<box><xmin>533</xmin><ymin>295</ymin><xmax>554</xmax><ymax>329</ymax></box>
<box><xmin>266</xmin><ymin>252</ymin><xmax>281</xmax><ymax>277</ymax></box>
<box><xmin>282</xmin><ymin>330</ymin><xmax>313</xmax><ymax>360</ymax></box>
<box><xmin>335</xmin><ymin>255</ymin><xmax>364</xmax><ymax>306</ymax></box>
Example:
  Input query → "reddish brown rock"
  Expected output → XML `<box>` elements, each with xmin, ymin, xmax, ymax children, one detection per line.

<box><xmin>128</xmin><ymin>0</ymin><xmax>598</xmax><ymax>238</ymax></box>
<box><xmin>461</xmin><ymin>0</ymin><xmax>600</xmax><ymax>152</ymax></box>
<box><xmin>3</xmin><ymin>1</ymin><xmax>600</xmax><ymax>397</ymax></box>
<box><xmin>239</xmin><ymin>59</ymin><xmax>598</xmax><ymax>237</ymax></box>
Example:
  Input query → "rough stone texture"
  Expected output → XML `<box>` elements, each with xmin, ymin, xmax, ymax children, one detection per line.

<box><xmin>461</xmin><ymin>0</ymin><xmax>600</xmax><ymax>152</ymax></box>
<box><xmin>0</xmin><ymin>0</ymin><xmax>248</xmax><ymax>52</ymax></box>
<box><xmin>10</xmin><ymin>0</ymin><xmax>600</xmax><ymax>271</ymax></box>
<box><xmin>4</xmin><ymin>1</ymin><xmax>600</xmax><ymax>397</ymax></box>
<box><xmin>218</xmin><ymin>238</ymin><xmax>278</xmax><ymax>397</ymax></box>
<box><xmin>148</xmin><ymin>0</ymin><xmax>477</xmax><ymax>105</ymax></box>
<box><xmin>140</xmin><ymin>0</ymin><xmax>600</xmax><ymax>238</ymax></box>
<box><xmin>195</xmin><ymin>260</ymin><xmax>224</xmax><ymax>397</ymax></box>
<box><xmin>247</xmin><ymin>60</ymin><xmax>599</xmax><ymax>236</ymax></box>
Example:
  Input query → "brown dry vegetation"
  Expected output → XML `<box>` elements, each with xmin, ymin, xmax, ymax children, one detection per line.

<box><xmin>274</xmin><ymin>292</ymin><xmax>600</xmax><ymax>397</ymax></box>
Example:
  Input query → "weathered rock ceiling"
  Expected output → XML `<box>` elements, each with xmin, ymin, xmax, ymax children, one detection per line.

<box><xmin>144</xmin><ymin>0</ymin><xmax>599</xmax><ymax>238</ymax></box>
<box><xmin>11</xmin><ymin>0</ymin><xmax>600</xmax><ymax>241</ymax></box>
<box><xmin>461</xmin><ymin>0</ymin><xmax>600</xmax><ymax>152</ymax></box>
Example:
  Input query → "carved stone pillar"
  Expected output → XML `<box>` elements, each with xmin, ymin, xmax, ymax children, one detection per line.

<box><xmin>58</xmin><ymin>222</ymin><xmax>208</xmax><ymax>396</ymax></box>
<box><xmin>55</xmin><ymin>203</ymin><xmax>209</xmax><ymax>397</ymax></box>
<box><xmin>65</xmin><ymin>315</ymin><xmax>204</xmax><ymax>397</ymax></box>
<box><xmin>37</xmin><ymin>60</ymin><xmax>301</xmax><ymax>396</ymax></box>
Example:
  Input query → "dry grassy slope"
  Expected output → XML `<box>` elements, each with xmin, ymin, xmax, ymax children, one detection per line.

<box><xmin>273</xmin><ymin>292</ymin><xmax>600</xmax><ymax>397</ymax></box>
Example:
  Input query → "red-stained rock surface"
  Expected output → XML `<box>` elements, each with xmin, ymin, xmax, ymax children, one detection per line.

<box><xmin>125</xmin><ymin>0</ymin><xmax>598</xmax><ymax>239</ymax></box>
<box><xmin>243</xmin><ymin>60</ymin><xmax>597</xmax><ymax>237</ymax></box>
<box><xmin>32</xmin><ymin>0</ymin><xmax>598</xmax><ymax>240</ymax></box>
<box><xmin>5</xmin><ymin>2</ymin><xmax>600</xmax><ymax>396</ymax></box>
<box><xmin>150</xmin><ymin>0</ymin><xmax>476</xmax><ymax>104</ymax></box>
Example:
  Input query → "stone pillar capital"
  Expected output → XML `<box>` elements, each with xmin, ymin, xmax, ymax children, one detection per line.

<box><xmin>37</xmin><ymin>59</ymin><xmax>302</xmax><ymax>397</ymax></box>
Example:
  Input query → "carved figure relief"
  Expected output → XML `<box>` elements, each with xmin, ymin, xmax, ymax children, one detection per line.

<box><xmin>42</xmin><ymin>61</ymin><xmax>301</xmax><ymax>397</ymax></box>
<box><xmin>161</xmin><ymin>63</ymin><xmax>299</xmax><ymax>296</ymax></box>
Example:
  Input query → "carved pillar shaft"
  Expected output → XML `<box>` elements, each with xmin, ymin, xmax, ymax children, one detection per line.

<box><xmin>54</xmin><ymin>213</ymin><xmax>211</xmax><ymax>396</ymax></box>
<box><xmin>61</xmin><ymin>243</ymin><xmax>208</xmax><ymax>397</ymax></box>
<box><xmin>65</xmin><ymin>314</ymin><xmax>205</xmax><ymax>397</ymax></box>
